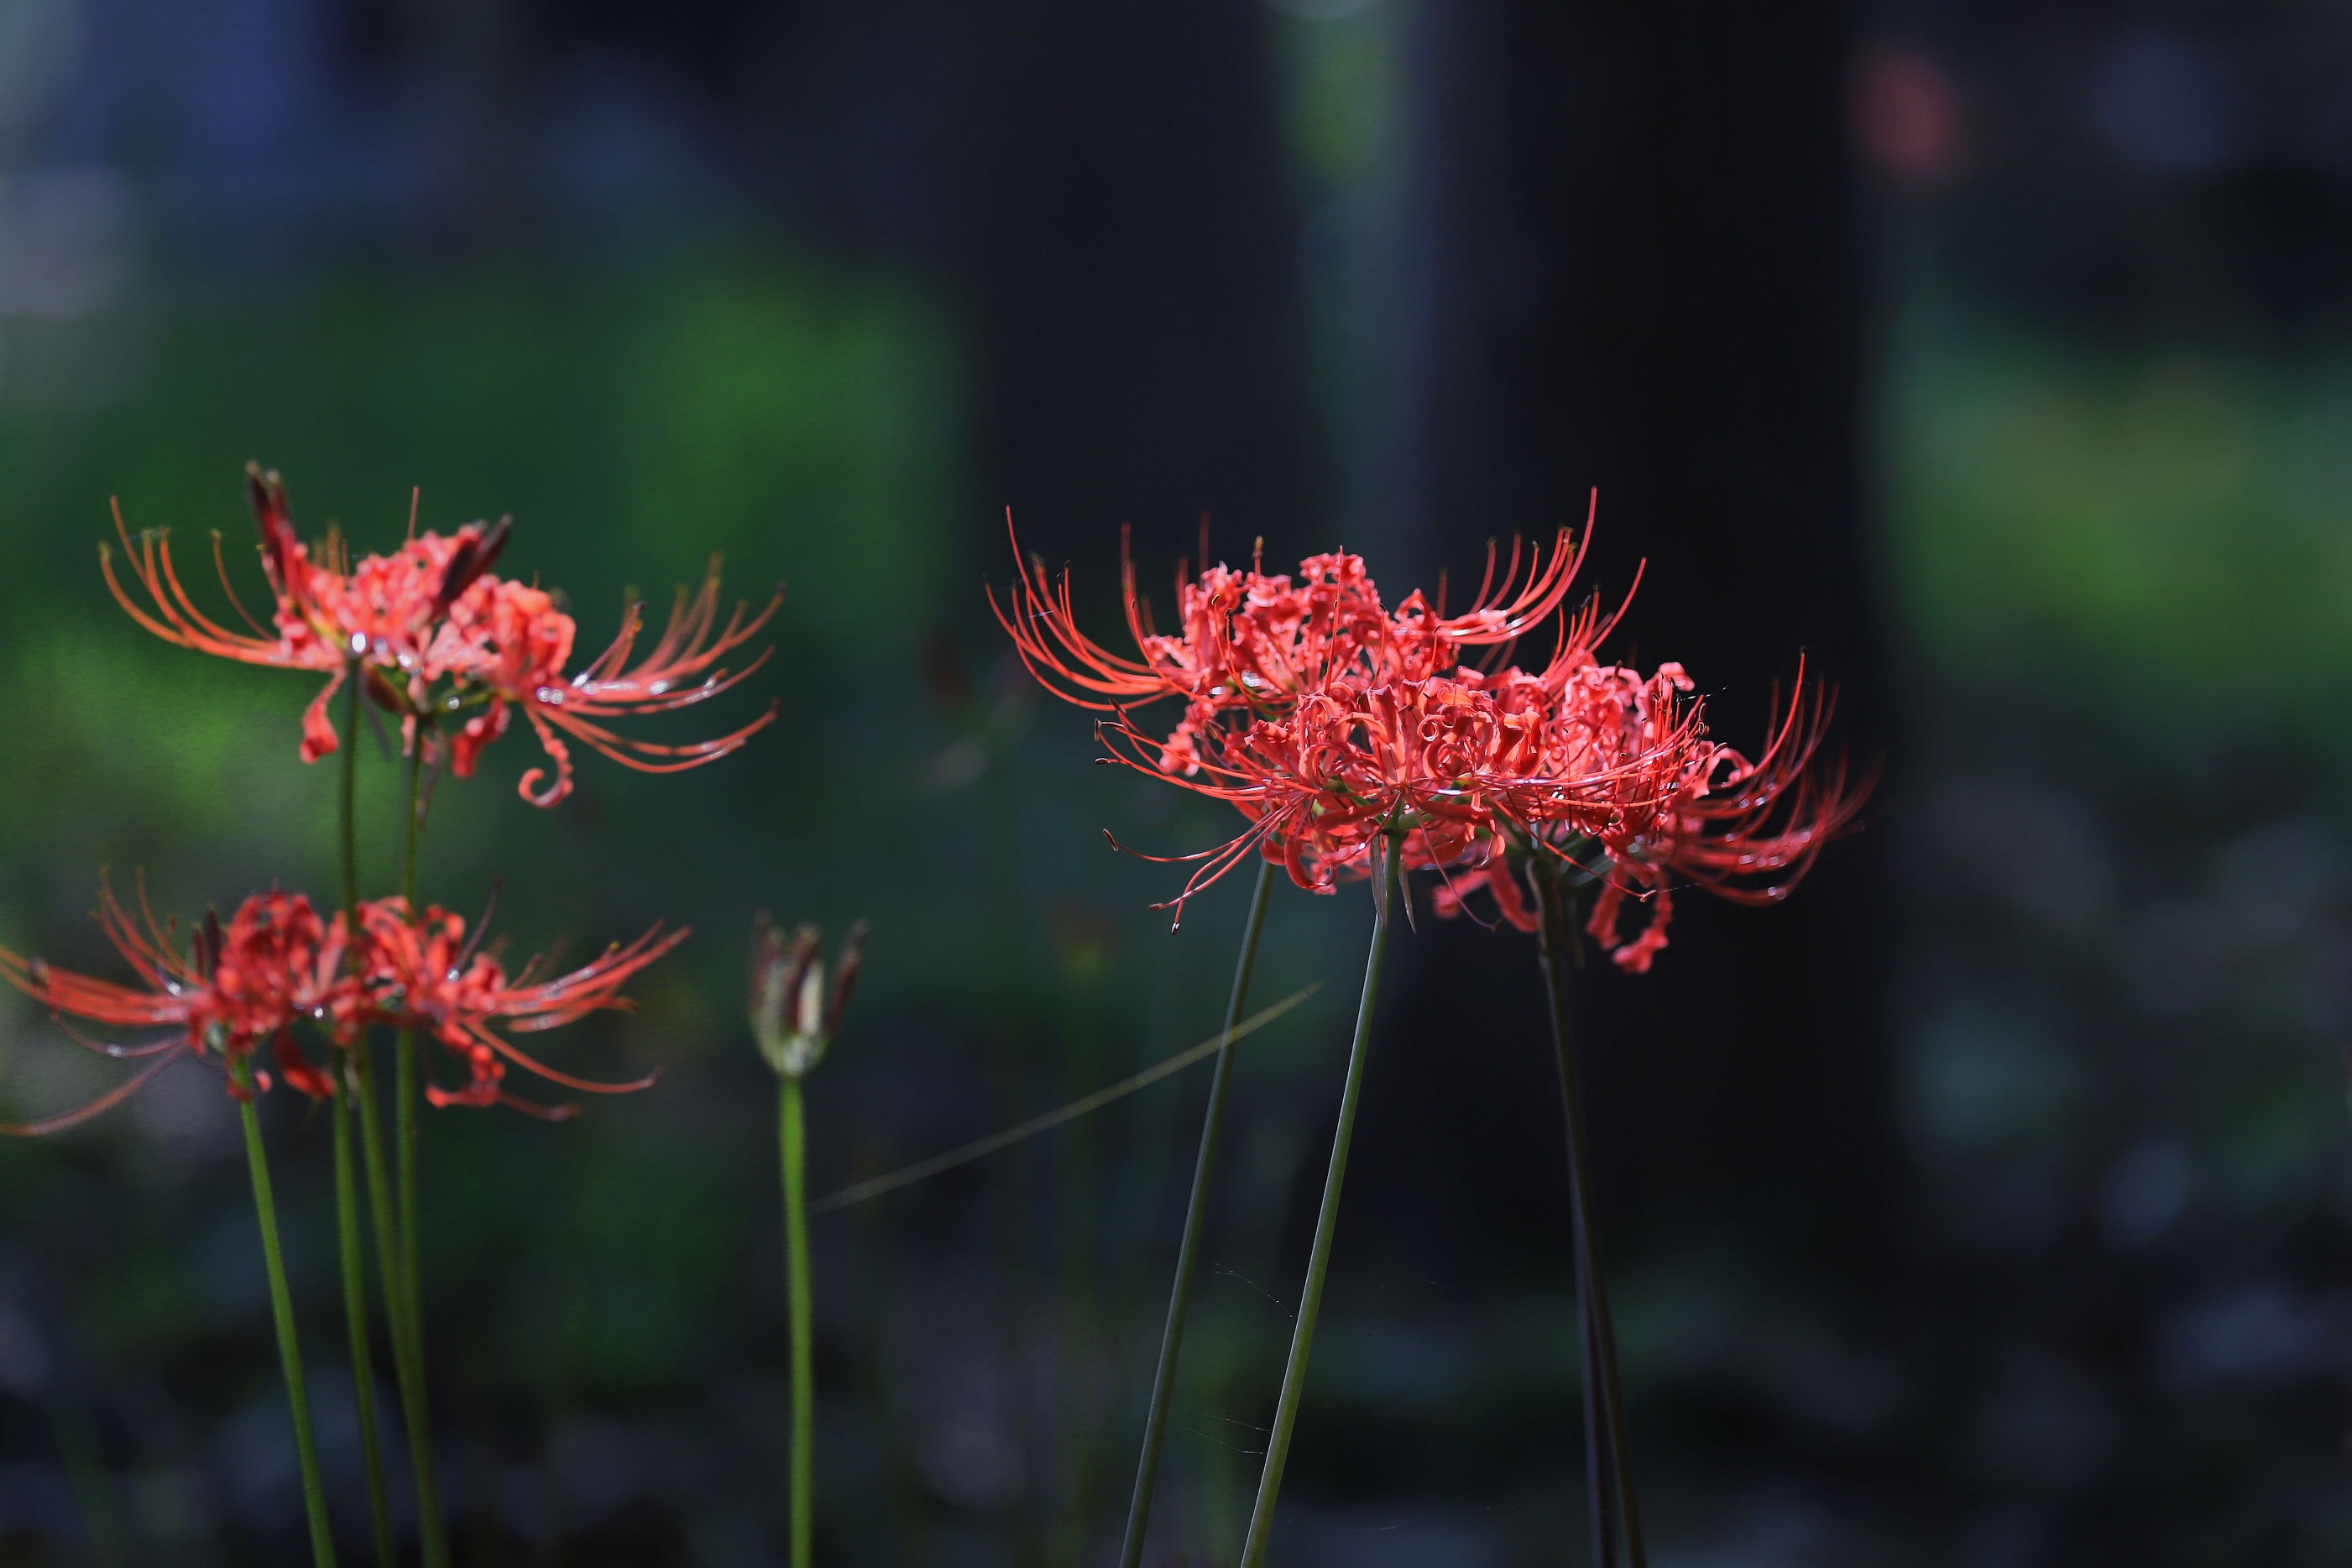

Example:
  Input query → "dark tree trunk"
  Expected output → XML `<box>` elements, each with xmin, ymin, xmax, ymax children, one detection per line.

<box><xmin>1370</xmin><ymin>0</ymin><xmax>1897</xmax><ymax>1283</ymax></box>
<box><xmin>959</xmin><ymin>0</ymin><xmax>1314</xmax><ymax>574</ymax></box>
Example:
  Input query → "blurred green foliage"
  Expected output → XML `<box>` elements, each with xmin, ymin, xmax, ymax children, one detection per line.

<box><xmin>1888</xmin><ymin>308</ymin><xmax>2352</xmax><ymax>727</ymax></box>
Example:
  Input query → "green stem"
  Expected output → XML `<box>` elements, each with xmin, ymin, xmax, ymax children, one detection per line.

<box><xmin>354</xmin><ymin>1041</ymin><xmax>452</xmax><ymax>1568</ymax></box>
<box><xmin>240</xmin><ymin>1090</ymin><xmax>340</xmax><ymax>1568</ymax></box>
<box><xmin>387</xmin><ymin>723</ymin><xmax>452</xmax><ymax>1568</ymax></box>
<box><xmin>334</xmin><ymin>1089</ymin><xmax>397</xmax><ymax>1565</ymax></box>
<box><xmin>333</xmin><ymin>661</ymin><xmax>399</xmax><ymax>1566</ymax></box>
<box><xmin>1533</xmin><ymin>857</ymin><xmax>1644</xmax><ymax>1568</ymax></box>
<box><xmin>1237</xmin><ymin>834</ymin><xmax>1400</xmax><ymax>1568</ymax></box>
<box><xmin>1120</xmin><ymin>856</ymin><xmax>1274</xmax><ymax>1568</ymax></box>
<box><xmin>395</xmin><ymin>1025</ymin><xmax>420</xmax><ymax>1327</ymax></box>
<box><xmin>781</xmin><ymin>1075</ymin><xmax>815</xmax><ymax>1568</ymax></box>
<box><xmin>395</xmin><ymin>727</ymin><xmax>426</xmax><ymax>1294</ymax></box>
<box><xmin>341</xmin><ymin>662</ymin><xmax>362</xmax><ymax>920</ymax></box>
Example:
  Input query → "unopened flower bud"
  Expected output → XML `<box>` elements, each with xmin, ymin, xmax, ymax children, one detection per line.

<box><xmin>748</xmin><ymin>914</ymin><xmax>868</xmax><ymax>1079</ymax></box>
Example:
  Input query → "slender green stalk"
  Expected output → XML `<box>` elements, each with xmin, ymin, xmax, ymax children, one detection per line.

<box><xmin>395</xmin><ymin>729</ymin><xmax>427</xmax><ymax>1295</ymax></box>
<box><xmin>1120</xmin><ymin>857</ymin><xmax>1275</xmax><ymax>1568</ymax></box>
<box><xmin>334</xmin><ymin>665</ymin><xmax>399</xmax><ymax>1565</ymax></box>
<box><xmin>1237</xmin><ymin>834</ymin><xmax>1401</xmax><ymax>1568</ymax></box>
<box><xmin>1581</xmin><ymin>1292</ymin><xmax>1618</xmax><ymax>1567</ymax></box>
<box><xmin>394</xmin><ymin>1025</ymin><xmax>421</xmax><ymax>1322</ymax></box>
<box><xmin>341</xmin><ymin>662</ymin><xmax>362</xmax><ymax>921</ymax></box>
<box><xmin>240</xmin><ymin>1089</ymin><xmax>340</xmax><ymax>1568</ymax></box>
<box><xmin>1533</xmin><ymin>856</ymin><xmax>1644</xmax><ymax>1568</ymax></box>
<box><xmin>382</xmin><ymin>723</ymin><xmax>453</xmax><ymax>1568</ymax></box>
<box><xmin>781</xmin><ymin>1075</ymin><xmax>815</xmax><ymax>1568</ymax></box>
<box><xmin>1533</xmin><ymin>855</ymin><xmax>1613</xmax><ymax>1568</ymax></box>
<box><xmin>354</xmin><ymin>1042</ymin><xmax>452</xmax><ymax>1568</ymax></box>
<box><xmin>334</xmin><ymin>1091</ymin><xmax>397</xmax><ymax>1566</ymax></box>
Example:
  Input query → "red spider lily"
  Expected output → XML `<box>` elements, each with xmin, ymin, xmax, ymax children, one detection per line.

<box><xmin>991</xmin><ymin>504</ymin><xmax>1597</xmax><ymax>776</ymax></box>
<box><xmin>1422</xmin><ymin>661</ymin><xmax>1871</xmax><ymax>970</ymax></box>
<box><xmin>440</xmin><ymin>565</ymin><xmax>781</xmax><ymax>806</ymax></box>
<box><xmin>356</xmin><ymin>897</ymin><xmax>683</xmax><ymax>1115</ymax></box>
<box><xmin>1098</xmin><ymin>630</ymin><xmax>1864</xmax><ymax>956</ymax></box>
<box><xmin>102</xmin><ymin>466</ymin><xmax>510</xmax><ymax>764</ymax></box>
<box><xmin>1570</xmin><ymin>670</ymin><xmax>1870</xmax><ymax>973</ymax></box>
<box><xmin>1098</xmin><ymin>657</ymin><xmax>1707</xmax><ymax>922</ymax></box>
<box><xmin>0</xmin><ymin>886</ymin><xmax>351</xmax><ymax>1132</ymax></box>
<box><xmin>0</xmin><ymin>882</ymin><xmax>686</xmax><ymax>1129</ymax></box>
<box><xmin>1005</xmin><ymin>514</ymin><xmax>1869</xmax><ymax>955</ymax></box>
<box><xmin>103</xmin><ymin>467</ymin><xmax>780</xmax><ymax>803</ymax></box>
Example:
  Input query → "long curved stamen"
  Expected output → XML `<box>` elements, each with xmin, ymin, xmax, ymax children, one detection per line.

<box><xmin>477</xmin><ymin>1029</ymin><xmax>660</xmax><ymax>1095</ymax></box>
<box><xmin>0</xmin><ymin>1047</ymin><xmax>188</xmax><ymax>1136</ymax></box>
<box><xmin>54</xmin><ymin>1018</ymin><xmax>187</xmax><ymax>1059</ymax></box>
<box><xmin>452</xmin><ymin>881</ymin><xmax>500</xmax><ymax>972</ymax></box>
<box><xmin>494</xmin><ymin>1090</ymin><xmax>579</xmax><ymax>1121</ymax></box>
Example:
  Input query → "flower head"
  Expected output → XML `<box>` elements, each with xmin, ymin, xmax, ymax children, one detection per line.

<box><xmin>0</xmin><ymin>884</ymin><xmax>350</xmax><ymax>1131</ymax></box>
<box><xmin>1569</xmin><ymin>671</ymin><xmax>1869</xmax><ymax>972</ymax></box>
<box><xmin>358</xmin><ymin>896</ymin><xmax>685</xmax><ymax>1115</ymax></box>
<box><xmin>1012</xmin><ymin>510</ymin><xmax>1869</xmax><ymax>959</ymax></box>
<box><xmin>442</xmin><ymin>565</ymin><xmax>781</xmax><ymax>807</ymax></box>
<box><xmin>0</xmin><ymin>881</ymin><xmax>684</xmax><ymax>1130</ymax></box>
<box><xmin>1106</xmin><ymin>656</ymin><xmax>1703</xmax><ymax>918</ymax></box>
<box><xmin>748</xmin><ymin>915</ymin><xmax>869</xmax><ymax>1079</ymax></box>
<box><xmin>104</xmin><ymin>465</ymin><xmax>781</xmax><ymax>804</ymax></box>
<box><xmin>105</xmin><ymin>468</ymin><xmax>512</xmax><ymax>763</ymax></box>
<box><xmin>992</xmin><ymin>504</ymin><xmax>1597</xmax><ymax>776</ymax></box>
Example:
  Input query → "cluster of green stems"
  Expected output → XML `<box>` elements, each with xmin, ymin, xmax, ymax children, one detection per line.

<box><xmin>240</xmin><ymin>666</ymin><xmax>453</xmax><ymax>1567</ymax></box>
<box><xmin>1107</xmin><ymin>824</ymin><xmax>1646</xmax><ymax>1566</ymax></box>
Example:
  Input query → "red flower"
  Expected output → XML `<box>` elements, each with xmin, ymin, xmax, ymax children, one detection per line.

<box><xmin>1008</xmin><ymin>512</ymin><xmax>1869</xmax><ymax>960</ymax></box>
<box><xmin>1106</xmin><ymin>656</ymin><xmax>1700</xmax><ymax>919</ymax></box>
<box><xmin>103</xmin><ymin>466</ymin><xmax>510</xmax><ymax>764</ymax></box>
<box><xmin>1420</xmin><ymin>661</ymin><xmax>1870</xmax><ymax>971</ymax></box>
<box><xmin>357</xmin><ymin>898</ymin><xmax>683</xmax><ymax>1114</ymax></box>
<box><xmin>104</xmin><ymin>466</ymin><xmax>781</xmax><ymax>803</ymax></box>
<box><xmin>0</xmin><ymin>886</ymin><xmax>351</xmax><ymax>1132</ymax></box>
<box><xmin>441</xmin><ymin>567</ymin><xmax>780</xmax><ymax>807</ymax></box>
<box><xmin>1571</xmin><ymin>670</ymin><xmax>1869</xmax><ymax>973</ymax></box>
<box><xmin>0</xmin><ymin>883</ymin><xmax>687</xmax><ymax>1129</ymax></box>
<box><xmin>992</xmin><ymin>506</ymin><xmax>1595</xmax><ymax>776</ymax></box>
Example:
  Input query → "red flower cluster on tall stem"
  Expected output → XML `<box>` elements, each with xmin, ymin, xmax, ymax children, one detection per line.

<box><xmin>103</xmin><ymin>465</ymin><xmax>781</xmax><ymax>804</ymax></box>
<box><xmin>1001</xmin><ymin>508</ymin><xmax>1869</xmax><ymax>959</ymax></box>
<box><xmin>0</xmin><ymin>884</ymin><xmax>680</xmax><ymax>1128</ymax></box>
<box><xmin>37</xmin><ymin>458</ymin><xmax>768</xmax><ymax>1568</ymax></box>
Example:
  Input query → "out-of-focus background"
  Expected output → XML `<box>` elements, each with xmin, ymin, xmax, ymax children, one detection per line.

<box><xmin>0</xmin><ymin>0</ymin><xmax>2347</xmax><ymax>1563</ymax></box>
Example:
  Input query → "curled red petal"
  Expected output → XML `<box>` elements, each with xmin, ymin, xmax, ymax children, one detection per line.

<box><xmin>301</xmin><ymin>665</ymin><xmax>347</xmax><ymax>765</ymax></box>
<box><xmin>272</xmin><ymin>1027</ymin><xmax>337</xmax><ymax>1101</ymax></box>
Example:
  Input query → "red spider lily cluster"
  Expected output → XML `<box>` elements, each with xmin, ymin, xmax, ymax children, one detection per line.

<box><xmin>0</xmin><ymin>883</ymin><xmax>682</xmax><ymax>1128</ymax></box>
<box><xmin>994</xmin><ymin>512</ymin><xmax>1587</xmax><ymax>779</ymax></box>
<box><xmin>995</xmin><ymin>505</ymin><xmax>1867</xmax><ymax>967</ymax></box>
<box><xmin>104</xmin><ymin>464</ymin><xmax>780</xmax><ymax>805</ymax></box>
<box><xmin>0</xmin><ymin>463</ymin><xmax>776</xmax><ymax>1136</ymax></box>
<box><xmin>0</xmin><ymin>460</ymin><xmax>798</xmax><ymax>1568</ymax></box>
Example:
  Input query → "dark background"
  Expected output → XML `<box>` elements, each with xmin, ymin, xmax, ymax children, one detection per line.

<box><xmin>0</xmin><ymin>0</ymin><xmax>2348</xmax><ymax>1563</ymax></box>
